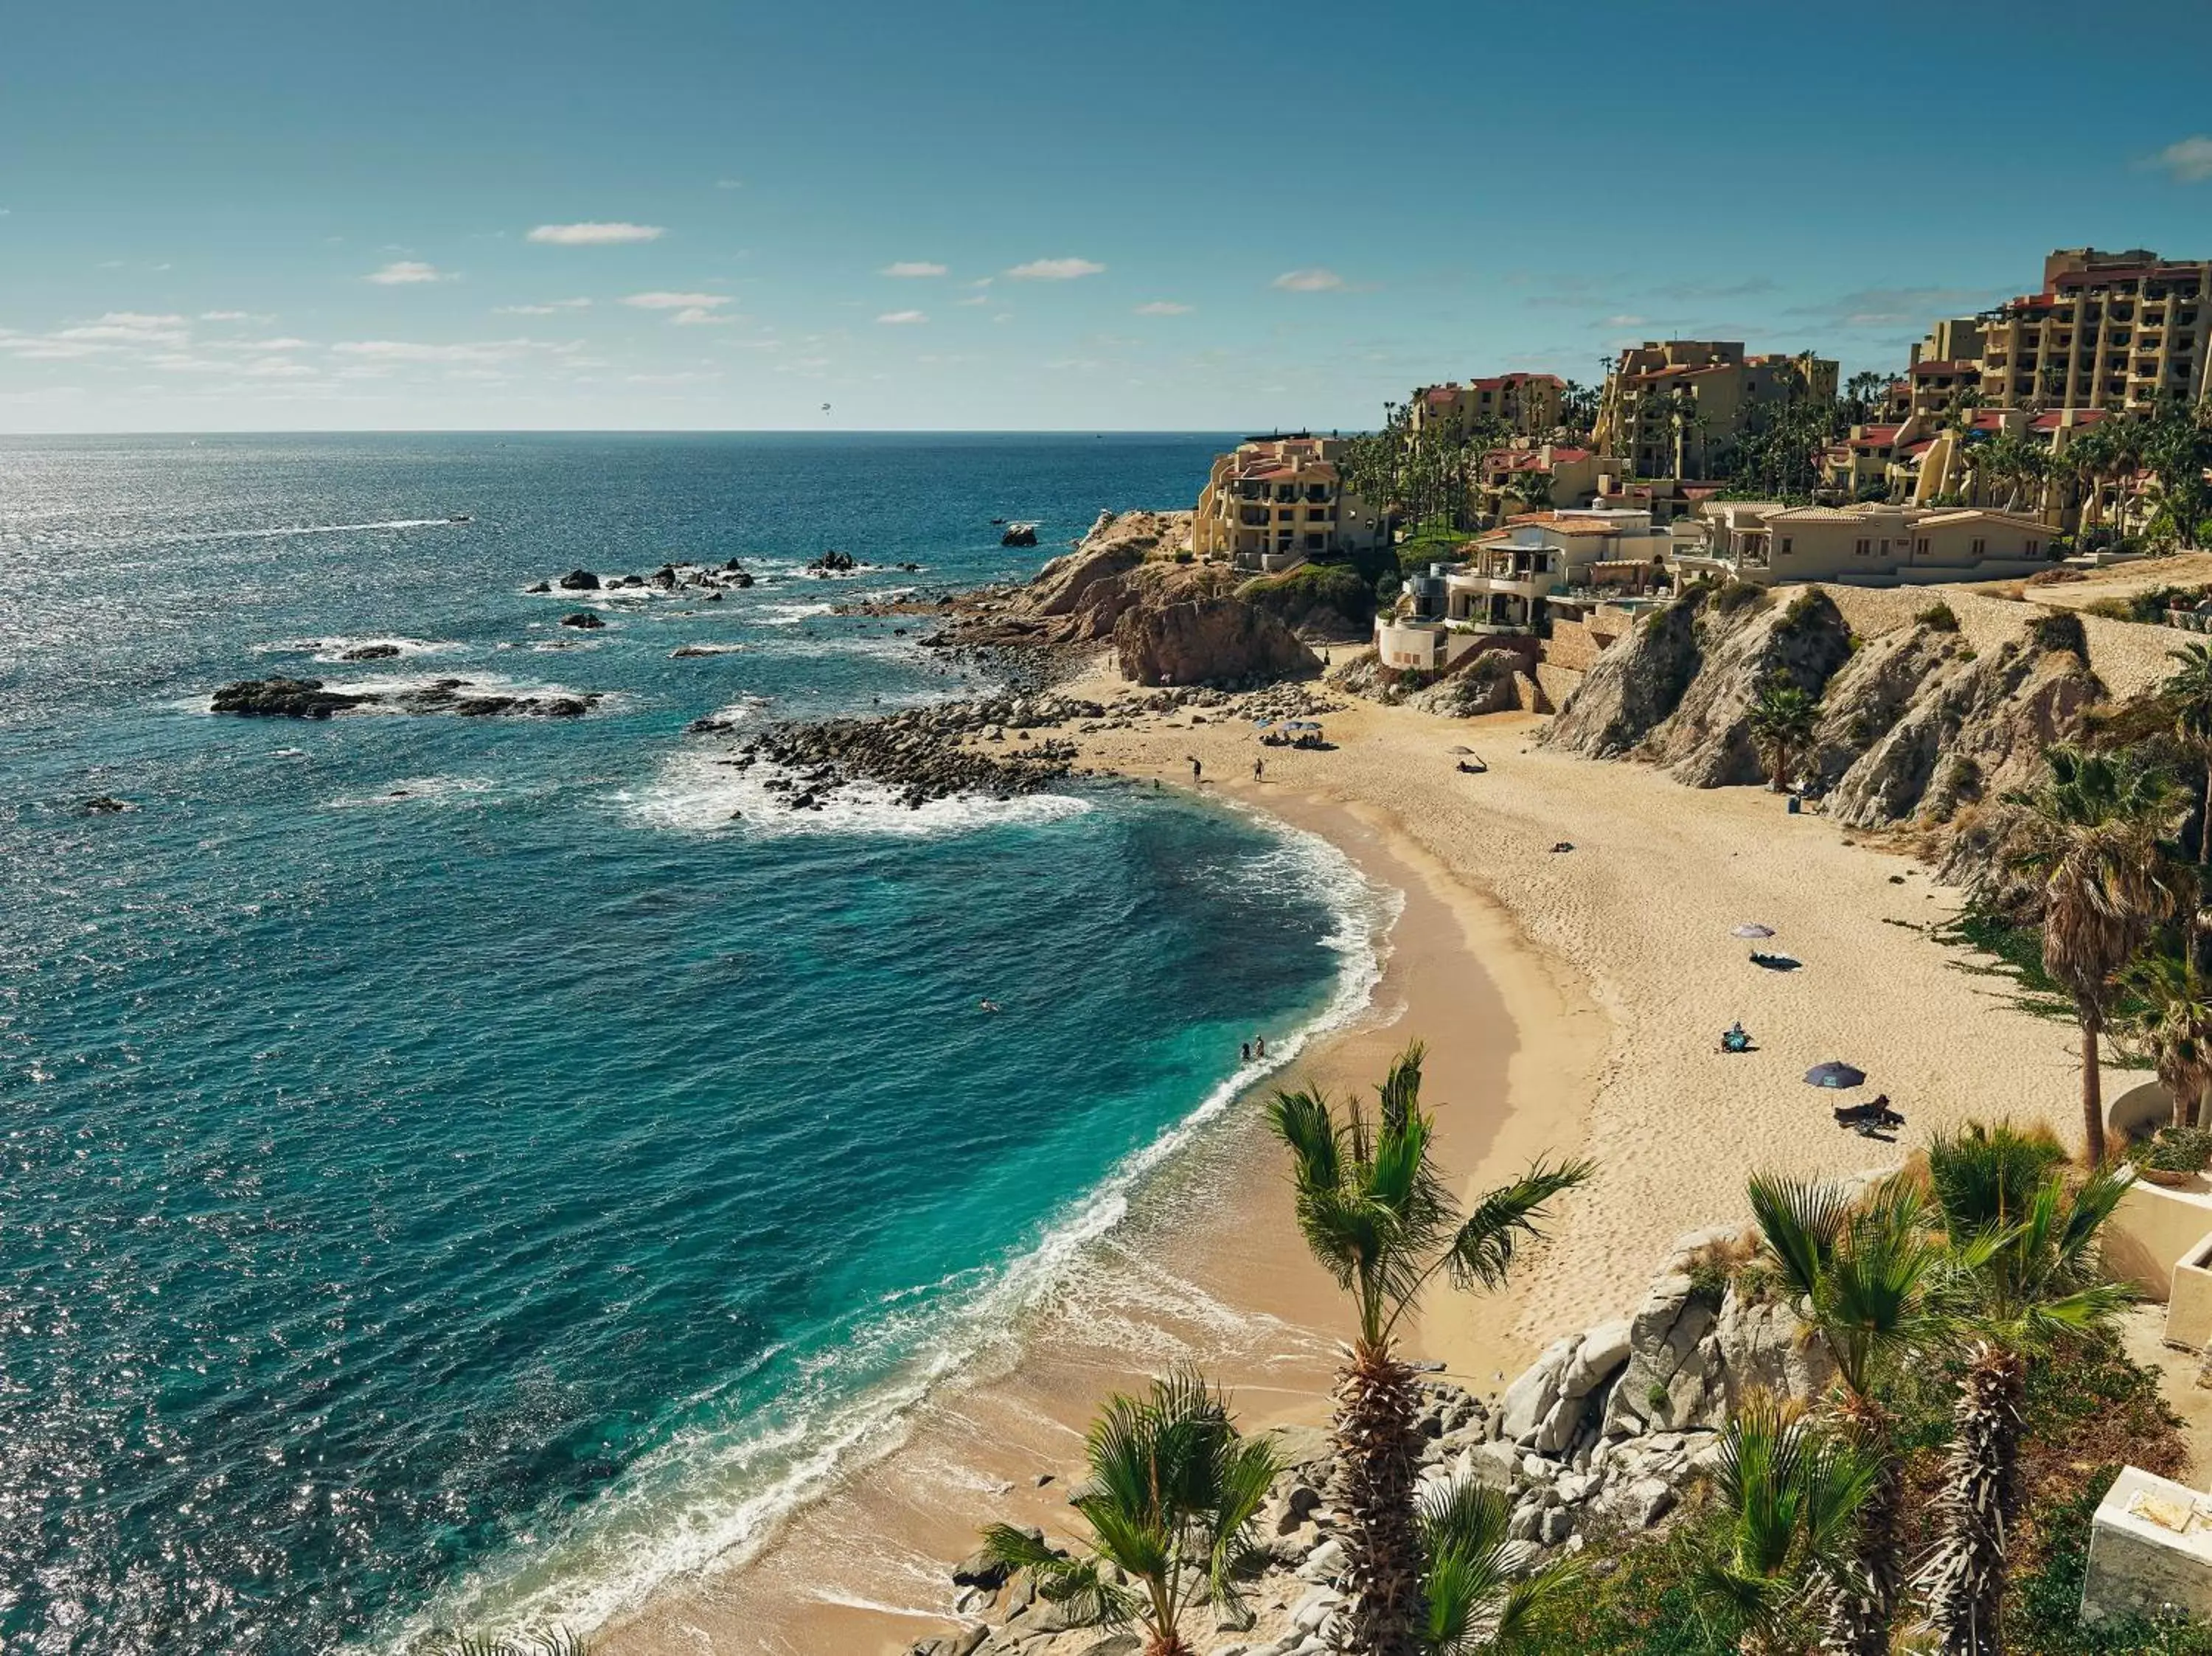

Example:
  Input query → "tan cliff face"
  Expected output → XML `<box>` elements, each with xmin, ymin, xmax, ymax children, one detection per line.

<box><xmin>1543</xmin><ymin>583</ymin><xmax>2107</xmax><ymax>863</ymax></box>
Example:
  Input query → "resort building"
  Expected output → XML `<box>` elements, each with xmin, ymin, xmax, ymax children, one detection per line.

<box><xmin>1972</xmin><ymin>247</ymin><xmax>2212</xmax><ymax>414</ymax></box>
<box><xmin>1371</xmin><ymin>508</ymin><xmax>1676</xmax><ymax>669</ymax></box>
<box><xmin>1683</xmin><ymin>500</ymin><xmax>2053</xmax><ymax>586</ymax></box>
<box><xmin>1475</xmin><ymin>442</ymin><xmax>1616</xmax><ymax>519</ymax></box>
<box><xmin>1905</xmin><ymin>316</ymin><xmax>1990</xmax><ymax>421</ymax></box>
<box><xmin>1191</xmin><ymin>434</ymin><xmax>1381</xmax><ymax>572</ymax></box>
<box><xmin>1593</xmin><ymin>341</ymin><xmax>1840</xmax><ymax>480</ymax></box>
<box><xmin>1410</xmin><ymin>373</ymin><xmax>1565</xmax><ymax>442</ymax></box>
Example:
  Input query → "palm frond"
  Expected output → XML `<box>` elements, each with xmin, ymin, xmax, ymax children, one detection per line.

<box><xmin>1747</xmin><ymin>1172</ymin><xmax>1851</xmax><ymax>1301</ymax></box>
<box><xmin>1377</xmin><ymin>1040</ymin><xmax>1427</xmax><ymax>1134</ymax></box>
<box><xmin>1267</xmin><ymin>1086</ymin><xmax>1340</xmax><ymax>1197</ymax></box>
<box><xmin>1445</xmin><ymin>1158</ymin><xmax>1595</xmax><ymax>1292</ymax></box>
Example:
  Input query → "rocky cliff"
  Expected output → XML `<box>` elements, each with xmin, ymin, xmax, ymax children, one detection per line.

<box><xmin>1544</xmin><ymin>581</ymin><xmax>2106</xmax><ymax>843</ymax></box>
<box><xmin>944</xmin><ymin>509</ymin><xmax>1324</xmax><ymax>689</ymax></box>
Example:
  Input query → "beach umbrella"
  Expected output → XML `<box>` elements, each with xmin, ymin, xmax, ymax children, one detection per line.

<box><xmin>1804</xmin><ymin>1061</ymin><xmax>1866</xmax><ymax>1090</ymax></box>
<box><xmin>1253</xmin><ymin>719</ymin><xmax>1273</xmax><ymax>728</ymax></box>
<box><xmin>1733</xmin><ymin>923</ymin><xmax>1776</xmax><ymax>939</ymax></box>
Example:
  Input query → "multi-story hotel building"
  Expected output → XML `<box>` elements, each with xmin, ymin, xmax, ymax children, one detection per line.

<box><xmin>1593</xmin><ymin>341</ymin><xmax>1838</xmax><ymax>480</ymax></box>
<box><xmin>1409</xmin><ymin>372</ymin><xmax>1565</xmax><ymax>442</ymax></box>
<box><xmin>1974</xmin><ymin>248</ymin><xmax>2212</xmax><ymax>413</ymax></box>
<box><xmin>1191</xmin><ymin>434</ymin><xmax>1381</xmax><ymax>572</ymax></box>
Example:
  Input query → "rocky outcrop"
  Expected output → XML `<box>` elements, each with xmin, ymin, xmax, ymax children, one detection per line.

<box><xmin>209</xmin><ymin>677</ymin><xmax>599</xmax><ymax>720</ymax></box>
<box><xmin>210</xmin><ymin>678</ymin><xmax>369</xmax><ymax>718</ymax></box>
<box><xmin>1545</xmin><ymin>584</ymin><xmax>1854</xmax><ymax>787</ymax></box>
<box><xmin>1821</xmin><ymin>622</ymin><xmax>2104</xmax><ymax>832</ymax></box>
<box><xmin>556</xmin><ymin>568</ymin><xmax>600</xmax><ymax>591</ymax></box>
<box><xmin>341</xmin><ymin>643</ymin><xmax>402</xmax><ymax>661</ymax></box>
<box><xmin>1113</xmin><ymin>596</ymin><xmax>1318</xmax><ymax>689</ymax></box>
<box><xmin>1406</xmin><ymin>650</ymin><xmax>1525</xmax><ymax>717</ymax></box>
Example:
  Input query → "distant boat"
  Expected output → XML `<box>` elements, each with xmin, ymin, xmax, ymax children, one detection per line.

<box><xmin>448</xmin><ymin>514</ymin><xmax>472</xmax><ymax>523</ymax></box>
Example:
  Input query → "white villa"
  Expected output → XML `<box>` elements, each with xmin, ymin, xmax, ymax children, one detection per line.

<box><xmin>1681</xmin><ymin>500</ymin><xmax>2056</xmax><ymax>586</ymax></box>
<box><xmin>1373</xmin><ymin>508</ymin><xmax>1679</xmax><ymax>672</ymax></box>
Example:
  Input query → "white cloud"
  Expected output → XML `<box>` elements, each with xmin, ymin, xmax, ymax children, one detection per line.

<box><xmin>240</xmin><ymin>357</ymin><xmax>318</xmax><ymax>378</ymax></box>
<box><xmin>714</xmin><ymin>178</ymin><xmax>743</xmax><ymax>191</ymax></box>
<box><xmin>877</xmin><ymin>310</ymin><xmax>928</xmax><ymax>325</ymax></box>
<box><xmin>1134</xmin><ymin>301</ymin><xmax>1193</xmax><ymax>316</ymax></box>
<box><xmin>528</xmin><ymin>222</ymin><xmax>664</xmax><ymax>245</ymax></box>
<box><xmin>53</xmin><ymin>312</ymin><xmax>191</xmax><ymax>347</ymax></box>
<box><xmin>1272</xmin><ymin>268</ymin><xmax>1345</xmax><ymax>292</ymax></box>
<box><xmin>956</xmin><ymin>293</ymin><xmax>992</xmax><ymax>306</ymax></box>
<box><xmin>1603</xmin><ymin>313</ymin><xmax>1647</xmax><ymax>327</ymax></box>
<box><xmin>368</xmin><ymin>260</ymin><xmax>446</xmax><ymax>285</ymax></box>
<box><xmin>1006</xmin><ymin>257</ymin><xmax>1105</xmax><ymax>280</ymax></box>
<box><xmin>494</xmin><ymin>298</ymin><xmax>593</xmax><ymax>315</ymax></box>
<box><xmin>622</xmin><ymin>291</ymin><xmax>730</xmax><ymax>310</ymax></box>
<box><xmin>200</xmin><ymin>310</ymin><xmax>252</xmax><ymax>321</ymax></box>
<box><xmin>881</xmin><ymin>261</ymin><xmax>947</xmax><ymax>278</ymax></box>
<box><xmin>2152</xmin><ymin>136</ymin><xmax>2212</xmax><ymax>183</ymax></box>
<box><xmin>331</xmin><ymin>338</ymin><xmax>549</xmax><ymax>363</ymax></box>
<box><xmin>671</xmin><ymin>306</ymin><xmax>730</xmax><ymax>326</ymax></box>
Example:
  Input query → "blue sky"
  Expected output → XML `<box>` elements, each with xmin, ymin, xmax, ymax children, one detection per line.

<box><xmin>4</xmin><ymin>0</ymin><xmax>2211</xmax><ymax>433</ymax></box>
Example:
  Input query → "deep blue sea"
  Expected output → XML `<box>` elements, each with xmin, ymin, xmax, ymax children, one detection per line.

<box><xmin>0</xmin><ymin>434</ymin><xmax>1375</xmax><ymax>1655</ymax></box>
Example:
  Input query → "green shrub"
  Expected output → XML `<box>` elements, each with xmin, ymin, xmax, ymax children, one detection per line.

<box><xmin>1708</xmin><ymin>578</ymin><xmax>1770</xmax><ymax>616</ymax></box>
<box><xmin>2145</xmin><ymin>1125</ymin><xmax>2212</xmax><ymax>1174</ymax></box>
<box><xmin>1915</xmin><ymin>600</ymin><xmax>1961</xmax><ymax>632</ymax></box>
<box><xmin>2031</xmin><ymin>609</ymin><xmax>2089</xmax><ymax>659</ymax></box>
<box><xmin>1237</xmin><ymin>560</ymin><xmax>1372</xmax><ymax>624</ymax></box>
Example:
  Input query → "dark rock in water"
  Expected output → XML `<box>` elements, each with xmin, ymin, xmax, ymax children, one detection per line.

<box><xmin>651</xmin><ymin>565</ymin><xmax>678</xmax><ymax>589</ymax></box>
<box><xmin>807</xmin><ymin>550</ymin><xmax>857</xmax><ymax>573</ymax></box>
<box><xmin>621</xmin><ymin>574</ymin><xmax>646</xmax><ymax>587</ymax></box>
<box><xmin>212</xmin><ymin>678</ymin><xmax>368</xmax><ymax>719</ymax></box>
<box><xmin>526</xmin><ymin>580</ymin><xmax>552</xmax><ymax>594</ymax></box>
<box><xmin>704</xmin><ymin>590</ymin><xmax>723</xmax><ymax>602</ymax></box>
<box><xmin>82</xmin><ymin>795</ymin><xmax>133</xmax><ymax>814</ymax></box>
<box><xmin>723</xmin><ymin>557</ymin><xmax>745</xmax><ymax>572</ymax></box>
<box><xmin>341</xmin><ymin>643</ymin><xmax>402</xmax><ymax>661</ymax></box>
<box><xmin>1000</xmin><ymin>524</ymin><xmax>1038</xmax><ymax>548</ymax></box>
<box><xmin>557</xmin><ymin>568</ymin><xmax>600</xmax><ymax>591</ymax></box>
<box><xmin>453</xmin><ymin>696</ymin><xmax>518</xmax><ymax>717</ymax></box>
<box><xmin>561</xmin><ymin>612</ymin><xmax>606</xmax><ymax>630</ymax></box>
<box><xmin>535</xmin><ymin>697</ymin><xmax>591</xmax><ymax>718</ymax></box>
<box><xmin>731</xmin><ymin>571</ymin><xmax>754</xmax><ymax>588</ymax></box>
<box><xmin>897</xmin><ymin>562</ymin><xmax>922</xmax><ymax>571</ymax></box>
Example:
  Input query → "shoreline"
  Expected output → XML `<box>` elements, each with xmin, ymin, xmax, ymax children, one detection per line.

<box><xmin>597</xmin><ymin>769</ymin><xmax>1594</xmax><ymax>1655</ymax></box>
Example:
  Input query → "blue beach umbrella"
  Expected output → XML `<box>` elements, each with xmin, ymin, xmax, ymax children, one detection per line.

<box><xmin>1804</xmin><ymin>1061</ymin><xmax>1866</xmax><ymax>1090</ymax></box>
<box><xmin>1253</xmin><ymin>719</ymin><xmax>1273</xmax><ymax>728</ymax></box>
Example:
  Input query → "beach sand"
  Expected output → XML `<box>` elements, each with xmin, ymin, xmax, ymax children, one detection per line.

<box><xmin>604</xmin><ymin>661</ymin><xmax>2124</xmax><ymax>1655</ymax></box>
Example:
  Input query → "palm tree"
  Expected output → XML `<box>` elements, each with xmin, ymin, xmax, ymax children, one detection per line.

<box><xmin>2165</xmin><ymin>642</ymin><xmax>2212</xmax><ymax>866</ymax></box>
<box><xmin>1694</xmin><ymin>1398</ymin><xmax>1877</xmax><ymax>1656</ymax></box>
<box><xmin>1413</xmin><ymin>1479</ymin><xmax>1580</xmax><ymax>1653</ymax></box>
<box><xmin>1913</xmin><ymin>1127</ymin><xmax>2134</xmax><ymax>1656</ymax></box>
<box><xmin>1509</xmin><ymin>470</ymin><xmax>1554</xmax><ymax>512</ymax></box>
<box><xmin>1269</xmin><ymin>1044</ymin><xmax>1590</xmax><ymax>1656</ymax></box>
<box><xmin>981</xmin><ymin>1367</ymin><xmax>1279</xmax><ymax>1656</ymax></box>
<box><xmin>1747</xmin><ymin>1175</ymin><xmax>1947</xmax><ymax>1656</ymax></box>
<box><xmin>1747</xmin><ymin>675</ymin><xmax>1820</xmax><ymax>793</ymax></box>
<box><xmin>2124</xmin><ymin>944</ymin><xmax>2212</xmax><ymax>1130</ymax></box>
<box><xmin>2005</xmin><ymin>744</ymin><xmax>2191</xmax><ymax>1163</ymax></box>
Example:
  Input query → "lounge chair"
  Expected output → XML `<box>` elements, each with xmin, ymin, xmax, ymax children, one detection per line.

<box><xmin>1833</xmin><ymin>1095</ymin><xmax>1905</xmax><ymax>1133</ymax></box>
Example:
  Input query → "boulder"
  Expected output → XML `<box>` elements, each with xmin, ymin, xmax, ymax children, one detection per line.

<box><xmin>560</xmin><ymin>612</ymin><xmax>606</xmax><ymax>630</ymax></box>
<box><xmin>1112</xmin><ymin>596</ymin><xmax>1318</xmax><ymax>688</ymax></box>
<box><xmin>556</xmin><ymin>568</ymin><xmax>600</xmax><ymax>591</ymax></box>
<box><xmin>341</xmin><ymin>643</ymin><xmax>401</xmax><ymax>661</ymax></box>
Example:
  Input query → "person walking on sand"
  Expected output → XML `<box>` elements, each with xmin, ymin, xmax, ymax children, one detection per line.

<box><xmin>1253</xmin><ymin>756</ymin><xmax>1264</xmax><ymax>782</ymax></box>
<box><xmin>1190</xmin><ymin>756</ymin><xmax>1202</xmax><ymax>783</ymax></box>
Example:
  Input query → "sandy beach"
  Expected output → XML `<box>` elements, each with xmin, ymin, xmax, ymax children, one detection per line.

<box><xmin>603</xmin><ymin>644</ymin><xmax>2126</xmax><ymax>1656</ymax></box>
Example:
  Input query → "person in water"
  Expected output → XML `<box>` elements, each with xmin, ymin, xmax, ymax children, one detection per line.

<box><xmin>1241</xmin><ymin>1040</ymin><xmax>1251</xmax><ymax>1062</ymax></box>
<box><xmin>1254</xmin><ymin>1034</ymin><xmax>1266</xmax><ymax>1058</ymax></box>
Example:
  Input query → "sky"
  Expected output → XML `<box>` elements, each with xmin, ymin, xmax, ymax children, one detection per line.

<box><xmin>4</xmin><ymin>0</ymin><xmax>2211</xmax><ymax>434</ymax></box>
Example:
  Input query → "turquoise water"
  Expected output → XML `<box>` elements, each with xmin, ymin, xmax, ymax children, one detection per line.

<box><xmin>0</xmin><ymin>435</ymin><xmax>1372</xmax><ymax>1654</ymax></box>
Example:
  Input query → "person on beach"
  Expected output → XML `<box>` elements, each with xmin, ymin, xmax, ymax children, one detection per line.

<box><xmin>1253</xmin><ymin>756</ymin><xmax>1264</xmax><ymax>782</ymax></box>
<box><xmin>1254</xmin><ymin>1034</ymin><xmax>1266</xmax><ymax>1058</ymax></box>
<box><xmin>1191</xmin><ymin>756</ymin><xmax>1202</xmax><ymax>783</ymax></box>
<box><xmin>1241</xmin><ymin>1040</ymin><xmax>1251</xmax><ymax>1062</ymax></box>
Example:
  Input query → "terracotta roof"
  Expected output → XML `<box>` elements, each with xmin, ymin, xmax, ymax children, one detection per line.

<box><xmin>2028</xmin><ymin>408</ymin><xmax>2112</xmax><ymax>432</ymax></box>
<box><xmin>1765</xmin><ymin>506</ymin><xmax>1882</xmax><ymax>522</ymax></box>
<box><xmin>1910</xmin><ymin>359</ymin><xmax>1979</xmax><ymax>376</ymax></box>
<box><xmin>1901</xmin><ymin>439</ymin><xmax>1937</xmax><ymax>458</ymax></box>
<box><xmin>1851</xmin><ymin>425</ymin><xmax>1902</xmax><ymax>446</ymax></box>
<box><xmin>1916</xmin><ymin>509</ymin><xmax>2050</xmax><ymax>530</ymax></box>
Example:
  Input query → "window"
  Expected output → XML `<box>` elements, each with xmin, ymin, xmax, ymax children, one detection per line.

<box><xmin>1854</xmin><ymin>538</ymin><xmax>1872</xmax><ymax>556</ymax></box>
<box><xmin>1779</xmin><ymin>537</ymin><xmax>1793</xmax><ymax>556</ymax></box>
<box><xmin>2025</xmin><ymin>540</ymin><xmax>2039</xmax><ymax>557</ymax></box>
<box><xmin>1971</xmin><ymin>537</ymin><xmax>1986</xmax><ymax>556</ymax></box>
<box><xmin>1304</xmin><ymin>532</ymin><xmax>1326</xmax><ymax>552</ymax></box>
<box><xmin>1915</xmin><ymin>537</ymin><xmax>1930</xmax><ymax>557</ymax></box>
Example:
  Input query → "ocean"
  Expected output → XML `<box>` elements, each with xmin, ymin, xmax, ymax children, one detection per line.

<box><xmin>0</xmin><ymin>434</ymin><xmax>1380</xmax><ymax>1654</ymax></box>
